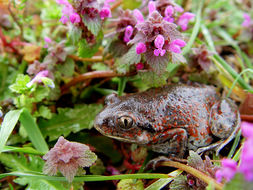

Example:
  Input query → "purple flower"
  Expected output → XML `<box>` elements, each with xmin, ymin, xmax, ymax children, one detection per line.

<box><xmin>44</xmin><ymin>37</ymin><xmax>52</xmax><ymax>48</ymax></box>
<box><xmin>154</xmin><ymin>35</ymin><xmax>166</xmax><ymax>56</ymax></box>
<box><xmin>133</xmin><ymin>9</ymin><xmax>144</xmax><ymax>23</ymax></box>
<box><xmin>164</xmin><ymin>5</ymin><xmax>174</xmax><ymax>23</ymax></box>
<box><xmin>136</xmin><ymin>42</ymin><xmax>146</xmax><ymax>54</ymax></box>
<box><xmin>215</xmin><ymin>159</ymin><xmax>237</xmax><ymax>182</ymax></box>
<box><xmin>174</xmin><ymin>5</ymin><xmax>184</xmax><ymax>13</ymax></box>
<box><xmin>241</xmin><ymin>121</ymin><xmax>253</xmax><ymax>138</ymax></box>
<box><xmin>26</xmin><ymin>70</ymin><xmax>55</xmax><ymax>88</ymax></box>
<box><xmin>124</xmin><ymin>25</ymin><xmax>133</xmax><ymax>43</ymax></box>
<box><xmin>242</xmin><ymin>13</ymin><xmax>252</xmax><ymax>27</ymax></box>
<box><xmin>177</xmin><ymin>12</ymin><xmax>195</xmax><ymax>31</ymax></box>
<box><xmin>169</xmin><ymin>39</ymin><xmax>186</xmax><ymax>53</ymax></box>
<box><xmin>43</xmin><ymin>136</ymin><xmax>97</xmax><ymax>182</ymax></box>
<box><xmin>100</xmin><ymin>7</ymin><xmax>111</xmax><ymax>19</ymax></box>
<box><xmin>148</xmin><ymin>1</ymin><xmax>156</xmax><ymax>15</ymax></box>
<box><xmin>239</xmin><ymin>121</ymin><xmax>253</xmax><ymax>181</ymax></box>
<box><xmin>69</xmin><ymin>12</ymin><xmax>81</xmax><ymax>23</ymax></box>
<box><xmin>56</xmin><ymin>0</ymin><xmax>80</xmax><ymax>24</ymax></box>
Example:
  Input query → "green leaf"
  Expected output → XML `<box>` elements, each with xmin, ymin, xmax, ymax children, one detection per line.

<box><xmin>82</xmin><ymin>15</ymin><xmax>101</xmax><ymax>36</ymax></box>
<box><xmin>9</xmin><ymin>74</ymin><xmax>31</xmax><ymax>94</ymax></box>
<box><xmin>57</xmin><ymin>58</ymin><xmax>75</xmax><ymax>77</ymax></box>
<box><xmin>39</xmin><ymin>104</ymin><xmax>103</xmax><ymax>141</ymax></box>
<box><xmin>78</xmin><ymin>31</ymin><xmax>102</xmax><ymax>58</ymax></box>
<box><xmin>145</xmin><ymin>170</ymin><xmax>182</xmax><ymax>190</ymax></box>
<box><xmin>68</xmin><ymin>25</ymin><xmax>82</xmax><ymax>45</ymax></box>
<box><xmin>224</xmin><ymin>173</ymin><xmax>253</xmax><ymax>190</ymax></box>
<box><xmin>19</xmin><ymin>108</ymin><xmax>49</xmax><ymax>153</ymax></box>
<box><xmin>0</xmin><ymin>171</ymin><xmax>169</xmax><ymax>182</ymax></box>
<box><xmin>90</xmin><ymin>159</ymin><xmax>106</xmax><ymax>175</ymax></box>
<box><xmin>122</xmin><ymin>0</ymin><xmax>142</xmax><ymax>10</ymax></box>
<box><xmin>0</xmin><ymin>153</ymin><xmax>72</xmax><ymax>190</ymax></box>
<box><xmin>119</xmin><ymin>45</ymin><xmax>141</xmax><ymax>66</ymax></box>
<box><xmin>117</xmin><ymin>179</ymin><xmax>144</xmax><ymax>190</ymax></box>
<box><xmin>2</xmin><ymin>146</ymin><xmax>44</xmax><ymax>155</ymax></box>
<box><xmin>0</xmin><ymin>110</ymin><xmax>22</xmax><ymax>154</ymax></box>
<box><xmin>37</xmin><ymin>105</ymin><xmax>52</xmax><ymax>119</ymax></box>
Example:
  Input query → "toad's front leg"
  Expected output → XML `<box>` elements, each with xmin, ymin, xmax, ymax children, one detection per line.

<box><xmin>149</xmin><ymin>128</ymin><xmax>188</xmax><ymax>157</ymax></box>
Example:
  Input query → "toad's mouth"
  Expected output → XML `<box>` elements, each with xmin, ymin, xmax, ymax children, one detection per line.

<box><xmin>94</xmin><ymin>124</ymin><xmax>150</xmax><ymax>145</ymax></box>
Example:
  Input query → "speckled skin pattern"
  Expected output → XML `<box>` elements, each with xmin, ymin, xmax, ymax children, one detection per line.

<box><xmin>94</xmin><ymin>84</ymin><xmax>239</xmax><ymax>156</ymax></box>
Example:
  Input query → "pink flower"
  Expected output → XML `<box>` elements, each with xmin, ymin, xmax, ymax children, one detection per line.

<box><xmin>69</xmin><ymin>12</ymin><xmax>81</xmax><ymax>23</ymax></box>
<box><xmin>242</xmin><ymin>13</ymin><xmax>252</xmax><ymax>27</ymax></box>
<box><xmin>148</xmin><ymin>1</ymin><xmax>156</xmax><ymax>15</ymax></box>
<box><xmin>239</xmin><ymin>121</ymin><xmax>253</xmax><ymax>181</ymax></box>
<box><xmin>26</xmin><ymin>70</ymin><xmax>55</xmax><ymax>88</ymax></box>
<box><xmin>133</xmin><ymin>9</ymin><xmax>144</xmax><ymax>23</ymax></box>
<box><xmin>154</xmin><ymin>35</ymin><xmax>166</xmax><ymax>56</ymax></box>
<box><xmin>241</xmin><ymin>121</ymin><xmax>253</xmax><ymax>138</ymax></box>
<box><xmin>136</xmin><ymin>42</ymin><xmax>146</xmax><ymax>54</ymax></box>
<box><xmin>124</xmin><ymin>25</ymin><xmax>133</xmax><ymax>43</ymax></box>
<box><xmin>43</xmin><ymin>136</ymin><xmax>97</xmax><ymax>182</ymax></box>
<box><xmin>174</xmin><ymin>5</ymin><xmax>184</xmax><ymax>13</ymax></box>
<box><xmin>165</xmin><ymin>5</ymin><xmax>174</xmax><ymax>17</ymax></box>
<box><xmin>169</xmin><ymin>39</ymin><xmax>186</xmax><ymax>54</ymax></box>
<box><xmin>100</xmin><ymin>7</ymin><xmax>111</xmax><ymax>19</ymax></box>
<box><xmin>177</xmin><ymin>12</ymin><xmax>195</xmax><ymax>31</ymax></box>
<box><xmin>215</xmin><ymin>159</ymin><xmax>237</xmax><ymax>182</ymax></box>
<box><xmin>164</xmin><ymin>5</ymin><xmax>174</xmax><ymax>23</ymax></box>
<box><xmin>56</xmin><ymin>0</ymin><xmax>80</xmax><ymax>24</ymax></box>
<box><xmin>44</xmin><ymin>37</ymin><xmax>52</xmax><ymax>48</ymax></box>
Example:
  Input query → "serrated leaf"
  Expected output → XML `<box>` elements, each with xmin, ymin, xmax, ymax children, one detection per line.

<box><xmin>68</xmin><ymin>25</ymin><xmax>82</xmax><ymax>45</ymax></box>
<box><xmin>78</xmin><ymin>31</ymin><xmax>103</xmax><ymax>58</ymax></box>
<box><xmin>9</xmin><ymin>74</ymin><xmax>31</xmax><ymax>94</ymax></box>
<box><xmin>39</xmin><ymin>104</ymin><xmax>103</xmax><ymax>141</ymax></box>
<box><xmin>0</xmin><ymin>153</ymin><xmax>71</xmax><ymax>190</ymax></box>
<box><xmin>138</xmin><ymin>71</ymin><xmax>169</xmax><ymax>88</ymax></box>
<box><xmin>187</xmin><ymin>150</ymin><xmax>204</xmax><ymax>170</ymax></box>
<box><xmin>120</xmin><ymin>44</ymin><xmax>141</xmax><ymax>66</ymax></box>
<box><xmin>82</xmin><ymin>15</ymin><xmax>101</xmax><ymax>36</ymax></box>
<box><xmin>145</xmin><ymin>50</ymin><xmax>170</xmax><ymax>74</ymax></box>
<box><xmin>57</xmin><ymin>58</ymin><xmax>75</xmax><ymax>77</ymax></box>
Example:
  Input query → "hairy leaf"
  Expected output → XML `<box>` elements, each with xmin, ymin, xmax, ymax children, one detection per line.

<box><xmin>82</xmin><ymin>15</ymin><xmax>101</xmax><ymax>36</ymax></box>
<box><xmin>39</xmin><ymin>104</ymin><xmax>103</xmax><ymax>141</ymax></box>
<box><xmin>0</xmin><ymin>153</ymin><xmax>72</xmax><ymax>190</ymax></box>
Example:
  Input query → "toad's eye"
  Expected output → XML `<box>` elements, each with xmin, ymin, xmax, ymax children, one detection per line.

<box><xmin>118</xmin><ymin>116</ymin><xmax>133</xmax><ymax>130</ymax></box>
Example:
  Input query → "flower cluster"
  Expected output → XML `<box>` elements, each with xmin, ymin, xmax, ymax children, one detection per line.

<box><xmin>43</xmin><ymin>136</ymin><xmax>97</xmax><ymax>182</ymax></box>
<box><xmin>215</xmin><ymin>121</ymin><xmax>253</xmax><ymax>183</ymax></box>
<box><xmin>115</xmin><ymin>9</ymin><xmax>137</xmax><ymax>43</ymax></box>
<box><xmin>152</xmin><ymin>0</ymin><xmax>195</xmax><ymax>31</ymax></box>
<box><xmin>129</xmin><ymin>10</ymin><xmax>186</xmax><ymax>72</ymax></box>
<box><xmin>72</xmin><ymin>0</ymin><xmax>113</xmax><ymax>21</ymax></box>
<box><xmin>56</xmin><ymin>0</ymin><xmax>81</xmax><ymax>24</ymax></box>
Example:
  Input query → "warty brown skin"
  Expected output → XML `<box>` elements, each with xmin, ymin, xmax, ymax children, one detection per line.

<box><xmin>94</xmin><ymin>84</ymin><xmax>240</xmax><ymax>157</ymax></box>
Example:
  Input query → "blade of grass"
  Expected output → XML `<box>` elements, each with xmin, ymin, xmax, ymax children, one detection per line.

<box><xmin>0</xmin><ymin>110</ymin><xmax>22</xmax><ymax>154</ymax></box>
<box><xmin>201</xmin><ymin>24</ymin><xmax>215</xmax><ymax>52</ymax></box>
<box><xmin>144</xmin><ymin>170</ymin><xmax>182</xmax><ymax>190</ymax></box>
<box><xmin>117</xmin><ymin>76</ymin><xmax>127</xmax><ymax>96</ymax></box>
<box><xmin>182</xmin><ymin>0</ymin><xmax>204</xmax><ymax>55</ymax></box>
<box><xmin>0</xmin><ymin>171</ymin><xmax>169</xmax><ymax>182</ymax></box>
<box><xmin>2</xmin><ymin>146</ymin><xmax>44</xmax><ymax>155</ymax></box>
<box><xmin>19</xmin><ymin>108</ymin><xmax>48</xmax><ymax>153</ymax></box>
<box><xmin>226</xmin><ymin>68</ymin><xmax>253</xmax><ymax>97</ymax></box>
<box><xmin>212</xmin><ymin>54</ymin><xmax>252</xmax><ymax>91</ymax></box>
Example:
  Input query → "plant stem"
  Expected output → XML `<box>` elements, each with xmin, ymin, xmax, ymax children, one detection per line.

<box><xmin>159</xmin><ymin>161</ymin><xmax>223</xmax><ymax>190</ymax></box>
